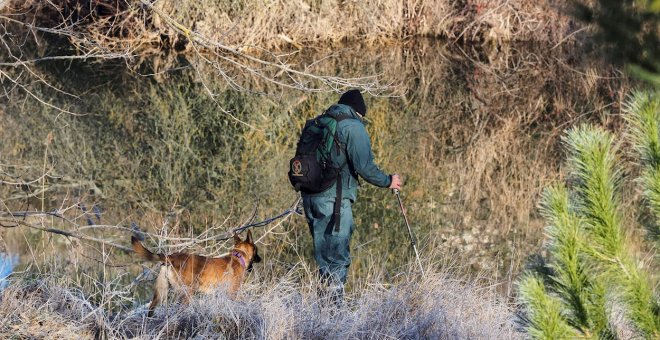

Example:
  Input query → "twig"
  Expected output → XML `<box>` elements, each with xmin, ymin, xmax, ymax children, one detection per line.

<box><xmin>550</xmin><ymin>27</ymin><xmax>589</xmax><ymax>50</ymax></box>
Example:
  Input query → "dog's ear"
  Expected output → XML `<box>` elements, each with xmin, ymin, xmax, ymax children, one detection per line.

<box><xmin>246</xmin><ymin>230</ymin><xmax>253</xmax><ymax>244</ymax></box>
<box><xmin>233</xmin><ymin>233</ymin><xmax>242</xmax><ymax>244</ymax></box>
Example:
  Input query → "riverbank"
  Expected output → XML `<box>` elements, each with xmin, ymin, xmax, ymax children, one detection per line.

<box><xmin>2</xmin><ymin>1</ymin><xmax>655</xmax><ymax>338</ymax></box>
<box><xmin>4</xmin><ymin>0</ymin><xmax>576</xmax><ymax>56</ymax></box>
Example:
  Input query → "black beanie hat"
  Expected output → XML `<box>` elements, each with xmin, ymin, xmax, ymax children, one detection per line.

<box><xmin>338</xmin><ymin>89</ymin><xmax>367</xmax><ymax>116</ymax></box>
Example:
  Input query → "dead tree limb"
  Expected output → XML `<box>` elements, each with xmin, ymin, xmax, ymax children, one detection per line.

<box><xmin>0</xmin><ymin>218</ymin><xmax>134</xmax><ymax>253</ymax></box>
<box><xmin>0</xmin><ymin>196</ymin><xmax>300</xmax><ymax>256</ymax></box>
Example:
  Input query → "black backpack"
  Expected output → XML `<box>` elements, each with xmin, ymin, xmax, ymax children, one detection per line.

<box><xmin>288</xmin><ymin>114</ymin><xmax>346</xmax><ymax>193</ymax></box>
<box><xmin>288</xmin><ymin>113</ymin><xmax>351</xmax><ymax>231</ymax></box>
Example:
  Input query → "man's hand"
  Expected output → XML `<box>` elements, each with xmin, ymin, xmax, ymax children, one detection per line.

<box><xmin>389</xmin><ymin>174</ymin><xmax>402</xmax><ymax>190</ymax></box>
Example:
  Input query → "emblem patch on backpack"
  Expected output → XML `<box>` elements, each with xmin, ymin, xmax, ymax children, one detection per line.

<box><xmin>291</xmin><ymin>160</ymin><xmax>303</xmax><ymax>176</ymax></box>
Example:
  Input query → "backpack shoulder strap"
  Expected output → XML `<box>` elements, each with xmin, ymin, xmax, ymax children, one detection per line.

<box><xmin>333</xmin><ymin>115</ymin><xmax>352</xmax><ymax>122</ymax></box>
<box><xmin>321</xmin><ymin>112</ymin><xmax>356</xmax><ymax>233</ymax></box>
<box><xmin>318</xmin><ymin>111</ymin><xmax>356</xmax><ymax>162</ymax></box>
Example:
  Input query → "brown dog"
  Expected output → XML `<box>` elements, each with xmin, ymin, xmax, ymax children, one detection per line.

<box><xmin>131</xmin><ymin>230</ymin><xmax>261</xmax><ymax>316</ymax></box>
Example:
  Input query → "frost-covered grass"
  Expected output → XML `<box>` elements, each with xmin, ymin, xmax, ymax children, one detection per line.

<box><xmin>0</xmin><ymin>264</ymin><xmax>520</xmax><ymax>339</ymax></box>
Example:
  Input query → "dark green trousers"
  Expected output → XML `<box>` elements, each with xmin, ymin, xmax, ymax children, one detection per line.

<box><xmin>303</xmin><ymin>196</ymin><xmax>354</xmax><ymax>285</ymax></box>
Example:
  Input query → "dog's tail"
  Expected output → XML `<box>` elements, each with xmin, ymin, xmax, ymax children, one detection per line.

<box><xmin>131</xmin><ymin>236</ymin><xmax>165</xmax><ymax>262</ymax></box>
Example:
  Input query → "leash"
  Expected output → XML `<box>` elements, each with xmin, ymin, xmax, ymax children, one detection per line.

<box><xmin>393</xmin><ymin>189</ymin><xmax>425</xmax><ymax>276</ymax></box>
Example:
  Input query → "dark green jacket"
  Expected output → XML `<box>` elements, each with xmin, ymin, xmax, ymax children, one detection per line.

<box><xmin>304</xmin><ymin>104</ymin><xmax>392</xmax><ymax>201</ymax></box>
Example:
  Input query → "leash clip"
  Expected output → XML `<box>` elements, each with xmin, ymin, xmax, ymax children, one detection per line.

<box><xmin>293</xmin><ymin>197</ymin><xmax>304</xmax><ymax>216</ymax></box>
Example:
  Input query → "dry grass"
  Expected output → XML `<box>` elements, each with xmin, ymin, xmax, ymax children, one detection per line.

<box><xmin>0</xmin><ymin>262</ymin><xmax>520</xmax><ymax>339</ymax></box>
<box><xmin>138</xmin><ymin>0</ymin><xmax>573</xmax><ymax>48</ymax></box>
<box><xmin>3</xmin><ymin>0</ymin><xmax>574</xmax><ymax>56</ymax></box>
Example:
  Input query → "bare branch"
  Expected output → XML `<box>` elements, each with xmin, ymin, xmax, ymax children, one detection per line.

<box><xmin>0</xmin><ymin>217</ymin><xmax>134</xmax><ymax>253</ymax></box>
<box><xmin>0</xmin><ymin>195</ymin><xmax>300</xmax><ymax>257</ymax></box>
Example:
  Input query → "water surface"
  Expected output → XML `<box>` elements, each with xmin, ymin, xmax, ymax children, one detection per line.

<box><xmin>0</xmin><ymin>41</ymin><xmax>627</xmax><ymax>288</ymax></box>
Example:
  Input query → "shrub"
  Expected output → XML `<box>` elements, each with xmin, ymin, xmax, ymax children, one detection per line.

<box><xmin>518</xmin><ymin>93</ymin><xmax>660</xmax><ymax>339</ymax></box>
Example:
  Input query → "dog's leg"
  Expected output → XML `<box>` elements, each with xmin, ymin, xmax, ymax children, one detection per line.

<box><xmin>168</xmin><ymin>258</ymin><xmax>199</xmax><ymax>306</ymax></box>
<box><xmin>147</xmin><ymin>265</ymin><xmax>170</xmax><ymax>317</ymax></box>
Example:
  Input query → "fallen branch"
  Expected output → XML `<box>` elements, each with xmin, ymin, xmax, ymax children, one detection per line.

<box><xmin>0</xmin><ymin>218</ymin><xmax>134</xmax><ymax>253</ymax></box>
<box><xmin>0</xmin><ymin>197</ymin><xmax>301</xmax><ymax>254</ymax></box>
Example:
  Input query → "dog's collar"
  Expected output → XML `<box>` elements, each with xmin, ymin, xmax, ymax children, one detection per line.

<box><xmin>232</xmin><ymin>251</ymin><xmax>247</xmax><ymax>269</ymax></box>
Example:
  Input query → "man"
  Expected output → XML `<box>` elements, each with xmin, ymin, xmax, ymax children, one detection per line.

<box><xmin>302</xmin><ymin>89</ymin><xmax>402</xmax><ymax>303</ymax></box>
